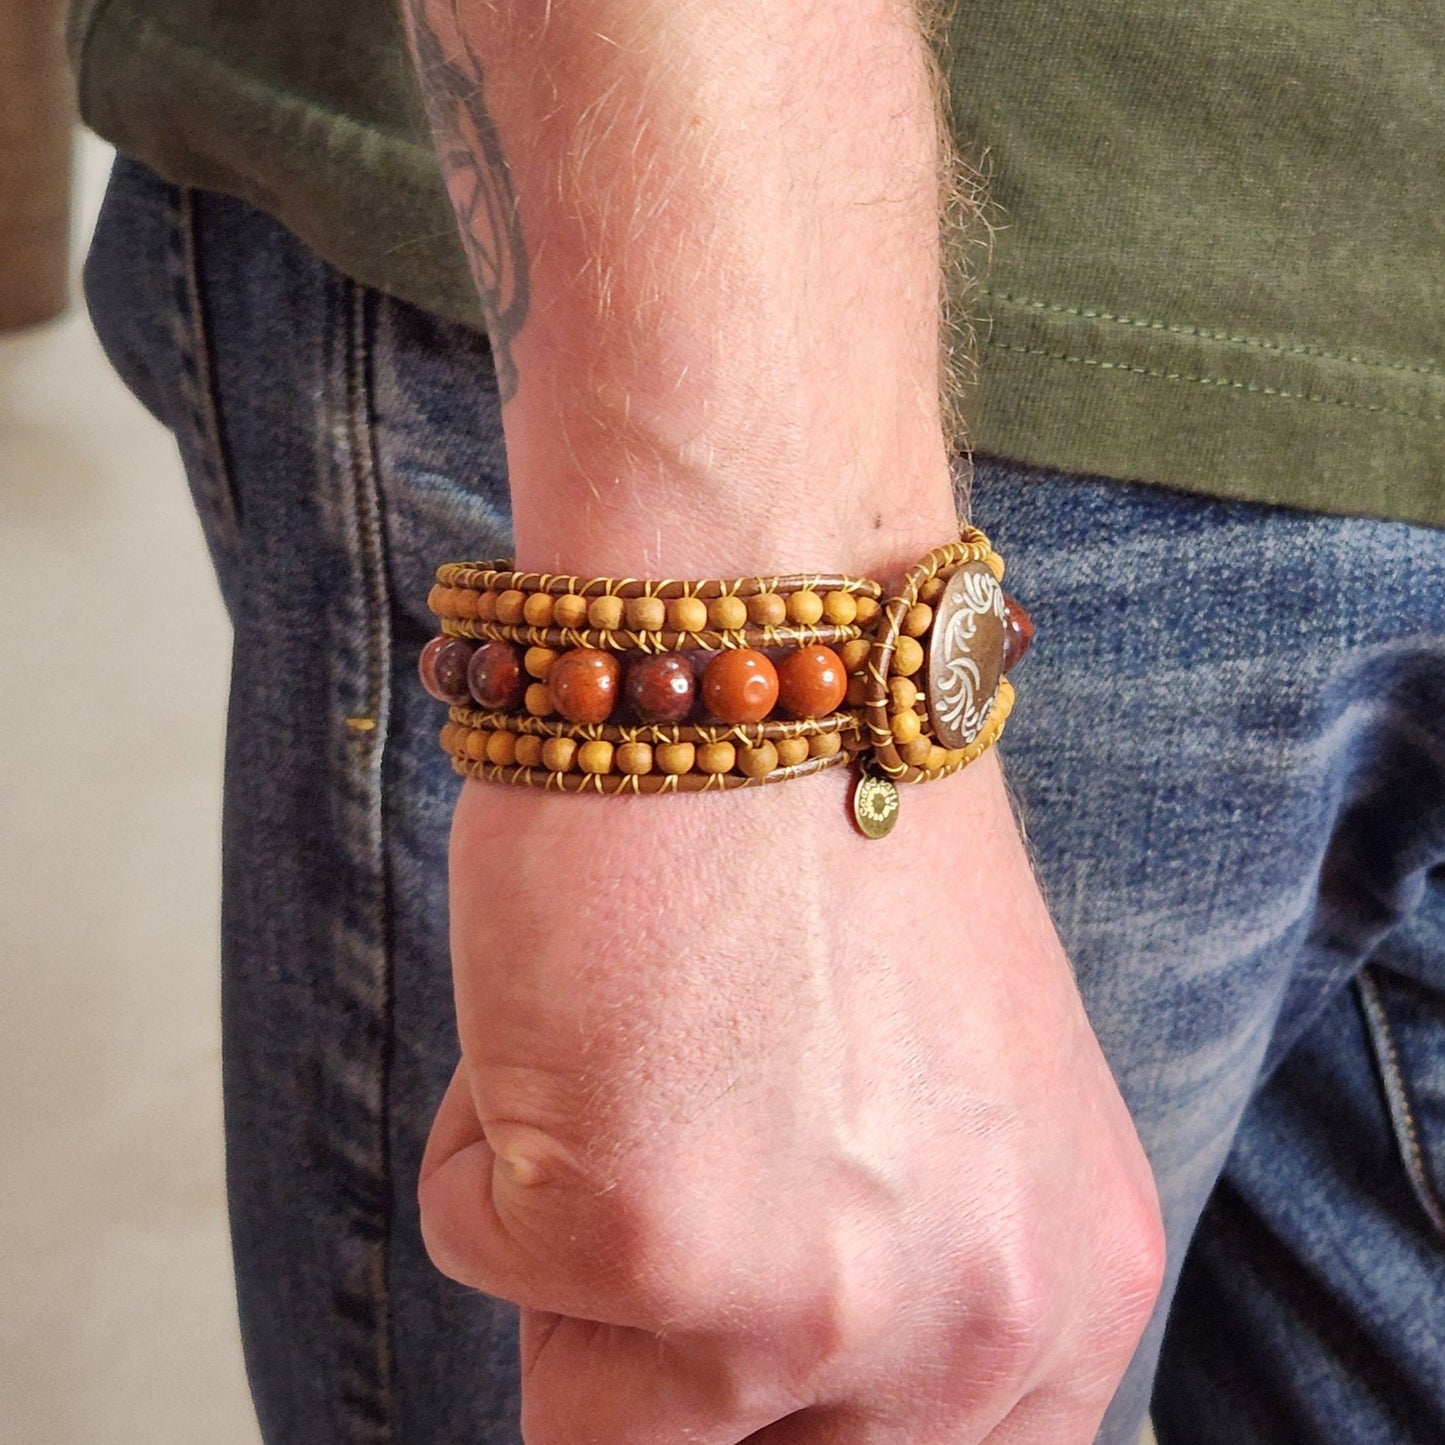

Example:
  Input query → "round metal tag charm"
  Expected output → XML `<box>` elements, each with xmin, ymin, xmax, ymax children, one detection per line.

<box><xmin>925</xmin><ymin>562</ymin><xmax>1006</xmax><ymax>749</ymax></box>
<box><xmin>851</xmin><ymin>771</ymin><xmax>901</xmax><ymax>839</ymax></box>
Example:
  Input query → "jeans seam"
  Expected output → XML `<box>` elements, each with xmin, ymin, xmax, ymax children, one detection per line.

<box><xmin>1355</xmin><ymin>966</ymin><xmax>1445</xmax><ymax>1239</ymax></box>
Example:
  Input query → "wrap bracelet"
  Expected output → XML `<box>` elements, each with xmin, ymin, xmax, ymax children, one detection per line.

<box><xmin>418</xmin><ymin>526</ymin><xmax>1032</xmax><ymax>839</ymax></box>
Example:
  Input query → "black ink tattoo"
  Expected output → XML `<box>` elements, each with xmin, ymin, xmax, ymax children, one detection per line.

<box><xmin>409</xmin><ymin>3</ymin><xmax>531</xmax><ymax>401</ymax></box>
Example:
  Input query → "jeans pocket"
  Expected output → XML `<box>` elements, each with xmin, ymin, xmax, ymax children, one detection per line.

<box><xmin>1357</xmin><ymin>963</ymin><xmax>1445</xmax><ymax>1239</ymax></box>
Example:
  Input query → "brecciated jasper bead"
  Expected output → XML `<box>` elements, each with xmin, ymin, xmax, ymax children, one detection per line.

<box><xmin>624</xmin><ymin>653</ymin><xmax>696</xmax><ymax>723</ymax></box>
<box><xmin>702</xmin><ymin>648</ymin><xmax>779</xmax><ymax>724</ymax></box>
<box><xmin>1002</xmin><ymin>595</ymin><xmax>1034</xmax><ymax>672</ymax></box>
<box><xmin>777</xmin><ymin>645</ymin><xmax>848</xmax><ymax>719</ymax></box>
<box><xmin>466</xmin><ymin>640</ymin><xmax>526</xmax><ymax>710</ymax></box>
<box><xmin>419</xmin><ymin>635</ymin><xmax>475</xmax><ymax>704</ymax></box>
<box><xmin>547</xmin><ymin>647</ymin><xmax>622</xmax><ymax>724</ymax></box>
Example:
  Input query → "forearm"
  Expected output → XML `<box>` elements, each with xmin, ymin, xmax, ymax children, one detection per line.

<box><xmin>405</xmin><ymin>0</ymin><xmax>962</xmax><ymax>579</ymax></box>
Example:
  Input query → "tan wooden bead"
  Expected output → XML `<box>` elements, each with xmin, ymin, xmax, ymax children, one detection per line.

<box><xmin>524</xmin><ymin>682</ymin><xmax>555</xmax><ymax>716</ymax></box>
<box><xmin>439</xmin><ymin>722</ymin><xmax>461</xmax><ymax>753</ymax></box>
<box><xmin>902</xmin><ymin>603</ymin><xmax>933</xmax><ymax>638</ymax></box>
<box><xmin>747</xmin><ymin>592</ymin><xmax>787</xmax><ymax>627</ymax></box>
<box><xmin>738</xmin><ymin>741</ymin><xmax>779</xmax><ymax>778</ymax></box>
<box><xmin>666</xmin><ymin>596</ymin><xmax>709</xmax><ymax>634</ymax></box>
<box><xmin>919</xmin><ymin>576</ymin><xmax>945</xmax><ymax>605</ymax></box>
<box><xmin>655</xmin><ymin>741</ymin><xmax>696</xmax><ymax>775</ymax></box>
<box><xmin>787</xmin><ymin>589</ymin><xmax>824</xmax><ymax>626</ymax></box>
<box><xmin>839</xmin><ymin>638</ymin><xmax>872</xmax><ymax>673</ymax></box>
<box><xmin>891</xmin><ymin>709</ymin><xmax>922</xmax><ymax>745</ymax></box>
<box><xmin>587</xmin><ymin>595</ymin><xmax>625</xmax><ymax>631</ymax></box>
<box><xmin>578</xmin><ymin>740</ymin><xmax>615</xmax><ymax>774</ymax></box>
<box><xmin>495</xmin><ymin>589</ymin><xmax>527</xmax><ymax>625</ymax></box>
<box><xmin>522</xmin><ymin>591</ymin><xmax>555</xmax><ymax>627</ymax></box>
<box><xmin>845</xmin><ymin>675</ymin><xmax>869</xmax><ymax>706</ymax></box>
<box><xmin>541</xmin><ymin>736</ymin><xmax>577</xmax><ymax>772</ymax></box>
<box><xmin>822</xmin><ymin>590</ymin><xmax>858</xmax><ymax>626</ymax></box>
<box><xmin>775</xmin><ymin>736</ymin><xmax>811</xmax><ymax>768</ymax></box>
<box><xmin>889</xmin><ymin>676</ymin><xmax>919</xmax><ymax>711</ymax></box>
<box><xmin>426</xmin><ymin>584</ymin><xmax>449</xmax><ymax>616</ymax></box>
<box><xmin>459</xmin><ymin>589</ymin><xmax>486</xmax><ymax>620</ymax></box>
<box><xmin>553</xmin><ymin>593</ymin><xmax>589</xmax><ymax>629</ymax></box>
<box><xmin>708</xmin><ymin>595</ymin><xmax>748</xmax><ymax>631</ymax></box>
<box><xmin>474</xmin><ymin>591</ymin><xmax>499</xmax><ymax>623</ymax></box>
<box><xmin>524</xmin><ymin>646</ymin><xmax>558</xmax><ymax>679</ymax></box>
<box><xmin>486</xmin><ymin>730</ymin><xmax>518</xmax><ymax>766</ymax></box>
<box><xmin>465</xmin><ymin>729</ymin><xmax>490</xmax><ymax>761</ymax></box>
<box><xmin>926</xmin><ymin>744</ymin><xmax>950</xmax><ymax>771</ymax></box>
<box><xmin>625</xmin><ymin>596</ymin><xmax>666</xmax><ymax>632</ymax></box>
<box><xmin>616</xmin><ymin>742</ymin><xmax>654</xmax><ymax>776</ymax></box>
<box><xmin>854</xmin><ymin>595</ymin><xmax>880</xmax><ymax>626</ymax></box>
<box><xmin>984</xmin><ymin>552</ymin><xmax>1006</xmax><ymax>582</ymax></box>
<box><xmin>900</xmin><ymin>736</ymin><xmax>933</xmax><ymax>767</ymax></box>
<box><xmin>893</xmin><ymin>635</ymin><xmax>925</xmax><ymax>676</ymax></box>
<box><xmin>695</xmin><ymin>741</ymin><xmax>736</xmax><ymax>775</ymax></box>
<box><xmin>514</xmin><ymin>734</ymin><xmax>545</xmax><ymax>768</ymax></box>
<box><xmin>808</xmin><ymin>731</ymin><xmax>842</xmax><ymax>760</ymax></box>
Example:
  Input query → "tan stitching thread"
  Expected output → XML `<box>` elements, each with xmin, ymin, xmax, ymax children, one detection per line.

<box><xmin>980</xmin><ymin>287</ymin><xmax>1445</xmax><ymax>381</ymax></box>
<box><xmin>986</xmin><ymin>342</ymin><xmax>1445</xmax><ymax>424</ymax></box>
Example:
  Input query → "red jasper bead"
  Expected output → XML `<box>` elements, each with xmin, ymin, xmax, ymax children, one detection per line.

<box><xmin>547</xmin><ymin>648</ymin><xmax>622</xmax><ymax>724</ymax></box>
<box><xmin>702</xmin><ymin>648</ymin><xmax>780</xmax><ymax>723</ymax></box>
<box><xmin>466</xmin><ymin>641</ymin><xmax>526</xmax><ymax>710</ymax></box>
<box><xmin>418</xmin><ymin>635</ymin><xmax>475</xmax><ymax>704</ymax></box>
<box><xmin>1002</xmin><ymin>595</ymin><xmax>1034</xmax><ymax>672</ymax></box>
<box><xmin>776</xmin><ymin>645</ymin><xmax>848</xmax><ymax>719</ymax></box>
<box><xmin>624</xmin><ymin>653</ymin><xmax>696</xmax><ymax>723</ymax></box>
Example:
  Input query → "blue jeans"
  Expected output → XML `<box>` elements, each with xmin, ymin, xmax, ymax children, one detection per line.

<box><xmin>85</xmin><ymin>157</ymin><xmax>1445</xmax><ymax>1444</ymax></box>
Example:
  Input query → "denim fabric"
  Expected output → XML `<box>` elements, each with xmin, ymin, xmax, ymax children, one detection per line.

<box><xmin>85</xmin><ymin>156</ymin><xmax>1445</xmax><ymax>1445</ymax></box>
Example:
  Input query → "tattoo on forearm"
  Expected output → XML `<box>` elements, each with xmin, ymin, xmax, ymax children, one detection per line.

<box><xmin>409</xmin><ymin>2</ymin><xmax>530</xmax><ymax>401</ymax></box>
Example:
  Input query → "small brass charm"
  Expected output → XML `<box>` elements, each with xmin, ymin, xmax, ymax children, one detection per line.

<box><xmin>851</xmin><ymin>771</ymin><xmax>901</xmax><ymax>840</ymax></box>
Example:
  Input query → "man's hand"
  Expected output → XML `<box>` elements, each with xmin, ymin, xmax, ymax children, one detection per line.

<box><xmin>420</xmin><ymin>753</ymin><xmax>1163</xmax><ymax>1443</ymax></box>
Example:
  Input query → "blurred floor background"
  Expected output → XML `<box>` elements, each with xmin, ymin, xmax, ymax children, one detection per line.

<box><xmin>0</xmin><ymin>133</ymin><xmax>258</xmax><ymax>1444</ymax></box>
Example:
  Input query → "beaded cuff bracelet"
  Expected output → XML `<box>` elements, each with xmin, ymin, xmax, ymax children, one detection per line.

<box><xmin>419</xmin><ymin>526</ymin><xmax>1032</xmax><ymax>838</ymax></box>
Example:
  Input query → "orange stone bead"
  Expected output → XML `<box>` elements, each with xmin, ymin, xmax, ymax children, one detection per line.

<box><xmin>547</xmin><ymin>648</ymin><xmax>622</xmax><ymax>724</ymax></box>
<box><xmin>702</xmin><ymin>648</ymin><xmax>779</xmax><ymax>723</ymax></box>
<box><xmin>776</xmin><ymin>645</ymin><xmax>848</xmax><ymax>719</ymax></box>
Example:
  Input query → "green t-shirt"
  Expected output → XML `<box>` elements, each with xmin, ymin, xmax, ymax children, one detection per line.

<box><xmin>69</xmin><ymin>0</ymin><xmax>1445</xmax><ymax>528</ymax></box>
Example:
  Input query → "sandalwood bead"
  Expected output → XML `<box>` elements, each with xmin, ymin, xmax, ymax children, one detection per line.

<box><xmin>524</xmin><ymin>682</ymin><xmax>555</xmax><ymax>717</ymax></box>
<box><xmin>514</xmin><ymin>734</ymin><xmax>544</xmax><ymax>768</ymax></box>
<box><xmin>426</xmin><ymin>584</ymin><xmax>448</xmax><ymax>616</ymax></box>
<box><xmin>786</xmin><ymin>589</ymin><xmax>824</xmax><ymax>626</ymax></box>
<box><xmin>902</xmin><ymin>603</ymin><xmax>933</xmax><ymax>638</ymax></box>
<box><xmin>485</xmin><ymin>730</ymin><xmax>518</xmax><ymax>766</ymax></box>
<box><xmin>738</xmin><ymin>741</ymin><xmax>779</xmax><ymax>778</ymax></box>
<box><xmin>624</xmin><ymin>653</ymin><xmax>696</xmax><ymax>723</ymax></box>
<box><xmin>438</xmin><ymin>722</ymin><xmax>462</xmax><ymax>754</ymax></box>
<box><xmin>541</xmin><ymin>736</ymin><xmax>577</xmax><ymax>772</ymax></box>
<box><xmin>891</xmin><ymin>709</ymin><xmax>922</xmax><ymax>745</ymax></box>
<box><xmin>822</xmin><ymin>591</ymin><xmax>858</xmax><ymax>626</ymax></box>
<box><xmin>547</xmin><ymin>648</ymin><xmax>621</xmax><ymax>724</ymax></box>
<box><xmin>919</xmin><ymin>576</ymin><xmax>945</xmax><ymax>605</ymax></box>
<box><xmin>747</xmin><ymin>592</ymin><xmax>787</xmax><ymax>627</ymax></box>
<box><xmin>808</xmin><ymin>731</ymin><xmax>842</xmax><ymax>760</ymax></box>
<box><xmin>454</xmin><ymin>589</ymin><xmax>482</xmax><ymax>620</ymax></box>
<box><xmin>587</xmin><ymin>595</ymin><xmax>625</xmax><ymax>631</ymax></box>
<box><xmin>985</xmin><ymin>552</ymin><xmax>1006</xmax><ymax>582</ymax></box>
<box><xmin>708</xmin><ymin>595</ymin><xmax>748</xmax><ymax>631</ymax></box>
<box><xmin>625</xmin><ymin>596</ymin><xmax>666</xmax><ymax>632</ymax></box>
<box><xmin>845</xmin><ymin>675</ymin><xmax>869</xmax><ymax>706</ymax></box>
<box><xmin>854</xmin><ymin>595</ymin><xmax>880</xmax><ymax>626</ymax></box>
<box><xmin>578</xmin><ymin>740</ymin><xmax>615</xmax><ymax>774</ymax></box>
<box><xmin>777</xmin><ymin>645</ymin><xmax>848</xmax><ymax>719</ymax></box>
<box><xmin>464</xmin><ymin>729</ymin><xmax>490</xmax><ymax>761</ymax></box>
<box><xmin>893</xmin><ymin>635</ymin><xmax>925</xmax><ymax>676</ymax></box>
<box><xmin>418</xmin><ymin>634</ymin><xmax>474</xmax><ymax>704</ymax></box>
<box><xmin>839</xmin><ymin>638</ymin><xmax>872</xmax><ymax>674</ymax></box>
<box><xmin>775</xmin><ymin>737</ymin><xmax>811</xmax><ymax>768</ymax></box>
<box><xmin>466</xmin><ymin>641</ymin><xmax>526</xmax><ymax>710</ymax></box>
<box><xmin>522</xmin><ymin>591</ymin><xmax>555</xmax><ymax>628</ymax></box>
<box><xmin>474</xmin><ymin>591</ymin><xmax>499</xmax><ymax>623</ymax></box>
<box><xmin>553</xmin><ymin>592</ymin><xmax>589</xmax><ymax>629</ymax></box>
<box><xmin>888</xmin><ymin>676</ymin><xmax>919</xmax><ymax>712</ymax></box>
<box><xmin>926</xmin><ymin>745</ymin><xmax>950</xmax><ymax>771</ymax></box>
<box><xmin>495</xmin><ymin>589</ymin><xmax>527</xmax><ymax>625</ymax></box>
<box><xmin>696</xmin><ymin>741</ymin><xmax>737</xmax><ymax>775</ymax></box>
<box><xmin>702</xmin><ymin>648</ymin><xmax>779</xmax><ymax>723</ymax></box>
<box><xmin>655</xmin><ymin>741</ymin><xmax>696</xmax><ymax>775</ymax></box>
<box><xmin>616</xmin><ymin>742</ymin><xmax>654</xmax><ymax>776</ymax></box>
<box><xmin>666</xmin><ymin>596</ymin><xmax>709</xmax><ymax>634</ymax></box>
<box><xmin>524</xmin><ymin>646</ymin><xmax>558</xmax><ymax>679</ymax></box>
<box><xmin>897</xmin><ymin>737</ymin><xmax>931</xmax><ymax>767</ymax></box>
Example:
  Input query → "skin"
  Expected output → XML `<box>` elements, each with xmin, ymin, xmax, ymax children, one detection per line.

<box><xmin>404</xmin><ymin>2</ymin><xmax>1166</xmax><ymax>1439</ymax></box>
